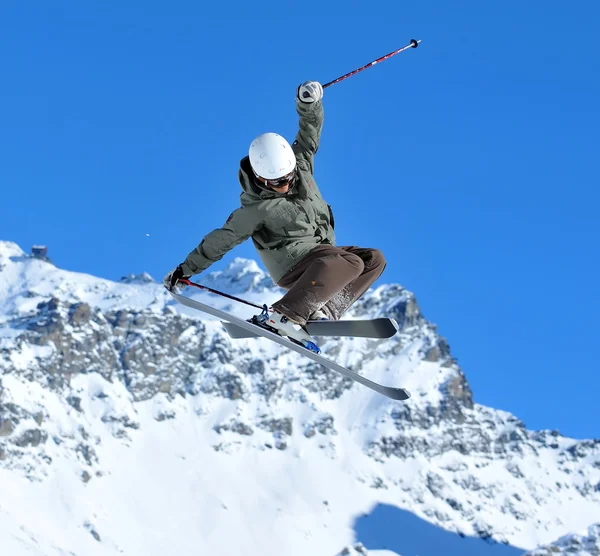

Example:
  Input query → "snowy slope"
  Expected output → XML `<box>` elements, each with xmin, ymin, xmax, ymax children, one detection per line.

<box><xmin>1</xmin><ymin>240</ymin><xmax>599</xmax><ymax>556</ymax></box>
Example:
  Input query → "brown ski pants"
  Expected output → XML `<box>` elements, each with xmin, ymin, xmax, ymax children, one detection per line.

<box><xmin>271</xmin><ymin>245</ymin><xmax>386</xmax><ymax>324</ymax></box>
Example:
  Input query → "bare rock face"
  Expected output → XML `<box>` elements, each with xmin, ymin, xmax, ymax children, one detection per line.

<box><xmin>337</xmin><ymin>543</ymin><xmax>369</xmax><ymax>556</ymax></box>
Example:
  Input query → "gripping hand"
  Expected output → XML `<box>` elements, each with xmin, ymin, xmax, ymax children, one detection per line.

<box><xmin>163</xmin><ymin>265</ymin><xmax>190</xmax><ymax>292</ymax></box>
<box><xmin>297</xmin><ymin>81</ymin><xmax>323</xmax><ymax>104</ymax></box>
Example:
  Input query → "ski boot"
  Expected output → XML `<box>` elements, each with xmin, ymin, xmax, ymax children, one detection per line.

<box><xmin>250</xmin><ymin>305</ymin><xmax>321</xmax><ymax>354</ymax></box>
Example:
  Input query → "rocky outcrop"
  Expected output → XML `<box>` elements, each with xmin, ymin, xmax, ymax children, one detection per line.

<box><xmin>525</xmin><ymin>524</ymin><xmax>600</xmax><ymax>555</ymax></box>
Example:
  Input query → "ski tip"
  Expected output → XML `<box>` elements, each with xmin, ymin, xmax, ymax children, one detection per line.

<box><xmin>385</xmin><ymin>318</ymin><xmax>400</xmax><ymax>337</ymax></box>
<box><xmin>390</xmin><ymin>388</ymin><xmax>411</xmax><ymax>401</ymax></box>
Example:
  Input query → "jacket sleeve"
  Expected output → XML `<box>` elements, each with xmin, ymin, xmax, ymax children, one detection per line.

<box><xmin>180</xmin><ymin>206</ymin><xmax>261</xmax><ymax>276</ymax></box>
<box><xmin>292</xmin><ymin>99</ymin><xmax>324</xmax><ymax>174</ymax></box>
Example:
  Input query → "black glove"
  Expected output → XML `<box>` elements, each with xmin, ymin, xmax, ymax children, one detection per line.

<box><xmin>163</xmin><ymin>265</ymin><xmax>190</xmax><ymax>292</ymax></box>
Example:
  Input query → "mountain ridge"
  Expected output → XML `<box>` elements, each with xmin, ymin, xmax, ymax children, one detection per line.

<box><xmin>0</xmin><ymin>240</ymin><xmax>598</xmax><ymax>556</ymax></box>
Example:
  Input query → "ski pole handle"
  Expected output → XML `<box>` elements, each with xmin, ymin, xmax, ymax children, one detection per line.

<box><xmin>323</xmin><ymin>39</ymin><xmax>420</xmax><ymax>89</ymax></box>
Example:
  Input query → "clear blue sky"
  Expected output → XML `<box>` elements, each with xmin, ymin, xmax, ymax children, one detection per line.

<box><xmin>1</xmin><ymin>2</ymin><xmax>599</xmax><ymax>438</ymax></box>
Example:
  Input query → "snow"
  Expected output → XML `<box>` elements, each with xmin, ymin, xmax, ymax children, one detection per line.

<box><xmin>1</xmin><ymin>373</ymin><xmax>389</xmax><ymax>555</ymax></box>
<box><xmin>1</xmin><ymin>240</ymin><xmax>599</xmax><ymax>556</ymax></box>
<box><xmin>0</xmin><ymin>246</ymin><xmax>167</xmax><ymax>321</ymax></box>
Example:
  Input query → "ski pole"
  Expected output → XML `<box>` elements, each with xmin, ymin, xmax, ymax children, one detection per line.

<box><xmin>178</xmin><ymin>279</ymin><xmax>264</xmax><ymax>310</ymax></box>
<box><xmin>323</xmin><ymin>39</ymin><xmax>420</xmax><ymax>89</ymax></box>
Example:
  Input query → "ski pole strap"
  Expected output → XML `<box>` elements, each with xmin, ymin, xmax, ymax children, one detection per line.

<box><xmin>177</xmin><ymin>279</ymin><xmax>265</xmax><ymax>310</ymax></box>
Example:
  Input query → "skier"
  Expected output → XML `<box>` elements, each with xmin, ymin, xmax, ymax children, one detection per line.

<box><xmin>164</xmin><ymin>81</ymin><xmax>386</xmax><ymax>347</ymax></box>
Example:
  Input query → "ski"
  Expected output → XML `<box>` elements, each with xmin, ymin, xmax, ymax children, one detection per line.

<box><xmin>221</xmin><ymin>317</ymin><xmax>398</xmax><ymax>340</ymax></box>
<box><xmin>169</xmin><ymin>291</ymin><xmax>410</xmax><ymax>401</ymax></box>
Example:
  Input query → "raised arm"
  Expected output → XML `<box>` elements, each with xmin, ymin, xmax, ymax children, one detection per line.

<box><xmin>292</xmin><ymin>81</ymin><xmax>324</xmax><ymax>174</ymax></box>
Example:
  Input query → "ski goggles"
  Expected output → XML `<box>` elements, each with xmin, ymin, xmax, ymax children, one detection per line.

<box><xmin>256</xmin><ymin>168</ymin><xmax>296</xmax><ymax>190</ymax></box>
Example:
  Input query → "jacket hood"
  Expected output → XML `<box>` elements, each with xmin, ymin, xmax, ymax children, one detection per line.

<box><xmin>238</xmin><ymin>156</ymin><xmax>296</xmax><ymax>202</ymax></box>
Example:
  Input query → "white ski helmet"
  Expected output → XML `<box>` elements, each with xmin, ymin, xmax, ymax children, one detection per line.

<box><xmin>249</xmin><ymin>132</ymin><xmax>296</xmax><ymax>187</ymax></box>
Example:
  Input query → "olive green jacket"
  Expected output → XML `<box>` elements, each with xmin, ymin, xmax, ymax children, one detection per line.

<box><xmin>180</xmin><ymin>99</ymin><xmax>335</xmax><ymax>283</ymax></box>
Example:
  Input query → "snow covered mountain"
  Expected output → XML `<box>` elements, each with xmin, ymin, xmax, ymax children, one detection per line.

<box><xmin>1</xmin><ymin>240</ymin><xmax>599</xmax><ymax>556</ymax></box>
